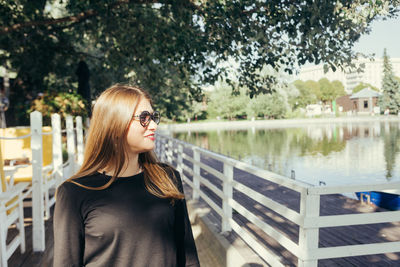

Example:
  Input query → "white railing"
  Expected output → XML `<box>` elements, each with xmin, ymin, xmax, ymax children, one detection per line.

<box><xmin>0</xmin><ymin>111</ymin><xmax>84</xmax><ymax>254</ymax></box>
<box><xmin>155</xmin><ymin>133</ymin><xmax>400</xmax><ymax>267</ymax></box>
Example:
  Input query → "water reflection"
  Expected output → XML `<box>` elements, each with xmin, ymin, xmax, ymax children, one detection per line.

<box><xmin>173</xmin><ymin>121</ymin><xmax>400</xmax><ymax>186</ymax></box>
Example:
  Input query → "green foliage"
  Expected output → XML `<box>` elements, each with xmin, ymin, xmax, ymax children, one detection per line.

<box><xmin>318</xmin><ymin>78</ymin><xmax>346</xmax><ymax>103</ymax></box>
<box><xmin>352</xmin><ymin>82</ymin><xmax>379</xmax><ymax>93</ymax></box>
<box><xmin>1</xmin><ymin>0</ymin><xmax>399</xmax><ymax>125</ymax></box>
<box><xmin>208</xmin><ymin>70</ymin><xmax>292</xmax><ymax>120</ymax></box>
<box><xmin>179</xmin><ymin>98</ymin><xmax>208</xmax><ymax>122</ymax></box>
<box><xmin>331</xmin><ymin>80</ymin><xmax>346</xmax><ymax>95</ymax></box>
<box><xmin>379</xmin><ymin>49</ymin><xmax>400</xmax><ymax>114</ymax></box>
<box><xmin>292</xmin><ymin>80</ymin><xmax>318</xmax><ymax>109</ymax></box>
<box><xmin>291</xmin><ymin>79</ymin><xmax>346</xmax><ymax>109</ymax></box>
<box><xmin>208</xmin><ymin>83</ymin><xmax>248</xmax><ymax>120</ymax></box>
<box><xmin>304</xmin><ymin>80</ymin><xmax>322</xmax><ymax>100</ymax></box>
<box><xmin>28</xmin><ymin>91</ymin><xmax>88</xmax><ymax>125</ymax></box>
<box><xmin>246</xmin><ymin>93</ymin><xmax>288</xmax><ymax>119</ymax></box>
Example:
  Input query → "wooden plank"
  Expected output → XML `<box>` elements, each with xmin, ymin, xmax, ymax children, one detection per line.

<box><xmin>193</xmin><ymin>149</ymin><xmax>200</xmax><ymax>200</ymax></box>
<box><xmin>311</xmin><ymin>241</ymin><xmax>400</xmax><ymax>260</ymax></box>
<box><xmin>308</xmin><ymin>182</ymin><xmax>400</xmax><ymax>195</ymax></box>
<box><xmin>6</xmin><ymin>236</ymin><xmax>20</xmax><ymax>259</ymax></box>
<box><xmin>229</xmin><ymin>198</ymin><xmax>300</xmax><ymax>256</ymax></box>
<box><xmin>298</xmin><ymin>193</ymin><xmax>320</xmax><ymax>266</ymax></box>
<box><xmin>305</xmin><ymin>211</ymin><xmax>400</xmax><ymax>228</ymax></box>
<box><xmin>199</xmin><ymin>190</ymin><xmax>223</xmax><ymax>217</ymax></box>
<box><xmin>230</xmin><ymin>218</ymin><xmax>286</xmax><ymax>267</ymax></box>
<box><xmin>182</xmin><ymin>164</ymin><xmax>194</xmax><ymax>176</ymax></box>
<box><xmin>198</xmin><ymin>161</ymin><xmax>225</xmax><ymax>181</ymax></box>
<box><xmin>232</xmin><ymin>180</ymin><xmax>303</xmax><ymax>225</ymax></box>
<box><xmin>181</xmin><ymin>173</ymin><xmax>194</xmax><ymax>188</ymax></box>
<box><xmin>31</xmin><ymin>111</ymin><xmax>45</xmax><ymax>252</ymax></box>
<box><xmin>231</xmin><ymin>161</ymin><xmax>310</xmax><ymax>193</ymax></box>
<box><xmin>198</xmin><ymin>175</ymin><xmax>224</xmax><ymax>199</ymax></box>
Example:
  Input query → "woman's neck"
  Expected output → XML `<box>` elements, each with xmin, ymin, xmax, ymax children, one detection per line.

<box><xmin>103</xmin><ymin>153</ymin><xmax>141</xmax><ymax>177</ymax></box>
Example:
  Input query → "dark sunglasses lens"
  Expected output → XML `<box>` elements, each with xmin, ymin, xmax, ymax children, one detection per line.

<box><xmin>139</xmin><ymin>111</ymin><xmax>151</xmax><ymax>126</ymax></box>
<box><xmin>153</xmin><ymin>112</ymin><xmax>160</xmax><ymax>124</ymax></box>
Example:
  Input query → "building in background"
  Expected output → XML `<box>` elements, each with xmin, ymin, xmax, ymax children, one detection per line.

<box><xmin>336</xmin><ymin>94</ymin><xmax>352</xmax><ymax>112</ymax></box>
<box><xmin>298</xmin><ymin>58</ymin><xmax>400</xmax><ymax>93</ymax></box>
<box><xmin>349</xmin><ymin>87</ymin><xmax>381</xmax><ymax>114</ymax></box>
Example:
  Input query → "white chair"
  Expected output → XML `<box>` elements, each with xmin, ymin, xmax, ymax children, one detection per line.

<box><xmin>0</xmin><ymin>181</ymin><xmax>30</xmax><ymax>267</ymax></box>
<box><xmin>42</xmin><ymin>164</ymin><xmax>57</xmax><ymax>219</ymax></box>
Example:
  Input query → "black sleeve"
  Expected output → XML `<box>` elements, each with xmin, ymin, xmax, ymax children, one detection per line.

<box><xmin>53</xmin><ymin>182</ymin><xmax>85</xmax><ymax>267</ymax></box>
<box><xmin>173</xmin><ymin>171</ymin><xmax>201</xmax><ymax>267</ymax></box>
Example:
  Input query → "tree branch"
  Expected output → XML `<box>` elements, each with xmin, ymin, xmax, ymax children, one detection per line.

<box><xmin>0</xmin><ymin>0</ymin><xmax>160</xmax><ymax>35</ymax></box>
<box><xmin>0</xmin><ymin>9</ymin><xmax>98</xmax><ymax>35</ymax></box>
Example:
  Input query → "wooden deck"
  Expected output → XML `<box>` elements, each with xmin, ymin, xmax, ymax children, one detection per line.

<box><xmin>5</xmin><ymin>151</ymin><xmax>400</xmax><ymax>266</ymax></box>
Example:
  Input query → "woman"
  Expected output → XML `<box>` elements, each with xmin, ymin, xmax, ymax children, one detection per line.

<box><xmin>53</xmin><ymin>84</ymin><xmax>200</xmax><ymax>267</ymax></box>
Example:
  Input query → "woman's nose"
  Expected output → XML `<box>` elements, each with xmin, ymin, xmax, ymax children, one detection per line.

<box><xmin>148</xmin><ymin>119</ymin><xmax>158</xmax><ymax>130</ymax></box>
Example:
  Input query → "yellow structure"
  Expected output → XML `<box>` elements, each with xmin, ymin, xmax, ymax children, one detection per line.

<box><xmin>0</xmin><ymin>126</ymin><xmax>53</xmax><ymax>184</ymax></box>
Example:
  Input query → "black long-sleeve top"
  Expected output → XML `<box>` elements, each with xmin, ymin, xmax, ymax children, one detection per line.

<box><xmin>53</xmin><ymin>167</ymin><xmax>200</xmax><ymax>267</ymax></box>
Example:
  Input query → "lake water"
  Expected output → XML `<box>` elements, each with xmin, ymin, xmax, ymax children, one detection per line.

<box><xmin>172</xmin><ymin>121</ymin><xmax>400</xmax><ymax>186</ymax></box>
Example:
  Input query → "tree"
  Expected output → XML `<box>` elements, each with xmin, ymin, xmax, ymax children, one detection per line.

<box><xmin>1</xmin><ymin>1</ymin><xmax>399</xmax><ymax>124</ymax></box>
<box><xmin>291</xmin><ymin>80</ymin><xmax>317</xmax><ymax>109</ymax></box>
<box><xmin>304</xmin><ymin>80</ymin><xmax>322</xmax><ymax>101</ymax></box>
<box><xmin>379</xmin><ymin>49</ymin><xmax>400</xmax><ymax>114</ymax></box>
<box><xmin>318</xmin><ymin>78</ymin><xmax>335</xmax><ymax>104</ymax></box>
<box><xmin>208</xmin><ymin>83</ymin><xmax>247</xmax><ymax>120</ymax></box>
<box><xmin>331</xmin><ymin>80</ymin><xmax>346</xmax><ymax>96</ymax></box>
<box><xmin>246</xmin><ymin>93</ymin><xmax>287</xmax><ymax>119</ymax></box>
<box><xmin>352</xmin><ymin>82</ymin><xmax>379</xmax><ymax>93</ymax></box>
<box><xmin>318</xmin><ymin>78</ymin><xmax>346</xmax><ymax>104</ymax></box>
<box><xmin>180</xmin><ymin>97</ymin><xmax>208</xmax><ymax>122</ymax></box>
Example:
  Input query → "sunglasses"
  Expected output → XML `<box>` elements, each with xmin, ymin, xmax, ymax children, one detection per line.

<box><xmin>132</xmin><ymin>111</ymin><xmax>161</xmax><ymax>127</ymax></box>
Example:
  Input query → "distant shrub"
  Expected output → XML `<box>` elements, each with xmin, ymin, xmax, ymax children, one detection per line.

<box><xmin>29</xmin><ymin>91</ymin><xmax>88</xmax><ymax>125</ymax></box>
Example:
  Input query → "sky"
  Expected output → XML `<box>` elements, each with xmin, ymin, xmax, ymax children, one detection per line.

<box><xmin>353</xmin><ymin>15</ymin><xmax>400</xmax><ymax>58</ymax></box>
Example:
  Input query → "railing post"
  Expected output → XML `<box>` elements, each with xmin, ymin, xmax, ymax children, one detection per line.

<box><xmin>192</xmin><ymin>148</ymin><xmax>200</xmax><ymax>200</ymax></box>
<box><xmin>157</xmin><ymin>138</ymin><xmax>161</xmax><ymax>159</ymax></box>
<box><xmin>298</xmin><ymin>190</ymin><xmax>320</xmax><ymax>267</ymax></box>
<box><xmin>31</xmin><ymin>111</ymin><xmax>45</xmax><ymax>252</ymax></box>
<box><xmin>222</xmin><ymin>162</ymin><xmax>233</xmax><ymax>232</ymax></box>
<box><xmin>177</xmin><ymin>143</ymin><xmax>183</xmax><ymax>173</ymax></box>
<box><xmin>76</xmin><ymin>116</ymin><xmax>84</xmax><ymax>167</ymax></box>
<box><xmin>161</xmin><ymin>138</ymin><xmax>167</xmax><ymax>163</ymax></box>
<box><xmin>66</xmin><ymin>115</ymin><xmax>76</xmax><ymax>175</ymax></box>
<box><xmin>0</xmin><ymin>206</ymin><xmax>7</xmax><ymax>267</ymax></box>
<box><xmin>51</xmin><ymin>114</ymin><xmax>63</xmax><ymax>186</ymax></box>
<box><xmin>154</xmin><ymin>137</ymin><xmax>159</xmax><ymax>158</ymax></box>
<box><xmin>167</xmin><ymin>139</ymin><xmax>173</xmax><ymax>163</ymax></box>
<box><xmin>158</xmin><ymin>137</ymin><xmax>162</xmax><ymax>161</ymax></box>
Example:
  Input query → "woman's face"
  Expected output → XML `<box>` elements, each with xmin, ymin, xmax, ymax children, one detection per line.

<box><xmin>126</xmin><ymin>98</ymin><xmax>158</xmax><ymax>154</ymax></box>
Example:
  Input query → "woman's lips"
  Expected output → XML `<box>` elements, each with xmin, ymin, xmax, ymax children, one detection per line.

<box><xmin>145</xmin><ymin>135</ymin><xmax>155</xmax><ymax>141</ymax></box>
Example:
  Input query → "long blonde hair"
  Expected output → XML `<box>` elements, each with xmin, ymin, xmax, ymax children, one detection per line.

<box><xmin>67</xmin><ymin>84</ymin><xmax>184</xmax><ymax>201</ymax></box>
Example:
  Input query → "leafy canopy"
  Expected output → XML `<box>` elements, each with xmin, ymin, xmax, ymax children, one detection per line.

<box><xmin>292</xmin><ymin>79</ymin><xmax>345</xmax><ymax>108</ymax></box>
<box><xmin>1</xmin><ymin>0</ymin><xmax>399</xmax><ymax>123</ymax></box>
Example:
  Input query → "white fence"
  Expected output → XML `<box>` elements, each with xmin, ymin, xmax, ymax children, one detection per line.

<box><xmin>0</xmin><ymin>111</ymin><xmax>84</xmax><ymax>259</ymax></box>
<box><xmin>155</xmin><ymin>133</ymin><xmax>400</xmax><ymax>267</ymax></box>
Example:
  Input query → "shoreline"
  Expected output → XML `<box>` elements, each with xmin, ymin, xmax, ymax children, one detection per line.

<box><xmin>159</xmin><ymin>115</ymin><xmax>400</xmax><ymax>132</ymax></box>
